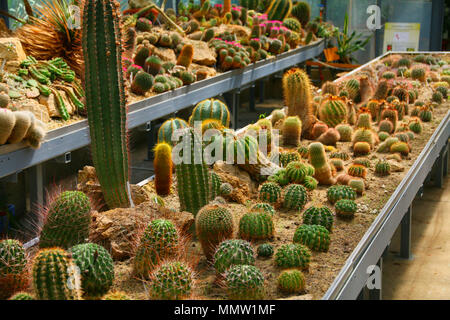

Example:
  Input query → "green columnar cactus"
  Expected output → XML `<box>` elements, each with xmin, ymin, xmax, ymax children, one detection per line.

<box><xmin>335</xmin><ymin>124</ymin><xmax>353</xmax><ymax>142</ymax></box>
<box><xmin>39</xmin><ymin>191</ymin><xmax>91</xmax><ymax>249</ymax></box>
<box><xmin>275</xmin><ymin>243</ymin><xmax>311</xmax><ymax>270</ymax></box>
<box><xmin>189</xmin><ymin>99</ymin><xmax>231</xmax><ymax>127</ymax></box>
<box><xmin>210</xmin><ymin>171</ymin><xmax>222</xmax><ymax>200</ymax></box>
<box><xmin>285</xmin><ymin>161</ymin><xmax>309</xmax><ymax>183</ymax></box>
<box><xmin>327</xmin><ymin>185</ymin><xmax>356</xmax><ymax>204</ymax></box>
<box><xmin>291</xmin><ymin>1</ymin><xmax>310</xmax><ymax>26</ymax></box>
<box><xmin>282</xmin><ymin>116</ymin><xmax>302</xmax><ymax>146</ymax></box>
<box><xmin>9</xmin><ymin>292</ymin><xmax>34</xmax><ymax>300</ymax></box>
<box><xmin>335</xmin><ymin>199</ymin><xmax>357</xmax><ymax>218</ymax></box>
<box><xmin>318</xmin><ymin>96</ymin><xmax>348</xmax><ymax>127</ymax></box>
<box><xmin>303</xmin><ymin>176</ymin><xmax>318</xmax><ymax>190</ymax></box>
<box><xmin>0</xmin><ymin>239</ymin><xmax>28</xmax><ymax>299</ymax></box>
<box><xmin>375</xmin><ymin>160</ymin><xmax>391</xmax><ymax>176</ymax></box>
<box><xmin>308</xmin><ymin>142</ymin><xmax>335</xmax><ymax>185</ymax></box>
<box><xmin>32</xmin><ymin>248</ymin><xmax>80</xmax><ymax>300</ymax></box>
<box><xmin>283</xmin><ymin>184</ymin><xmax>308</xmax><ymax>210</ymax></box>
<box><xmin>133</xmin><ymin>219</ymin><xmax>179</xmax><ymax>279</ymax></box>
<box><xmin>251</xmin><ymin>203</ymin><xmax>276</xmax><ymax>216</ymax></box>
<box><xmin>239</xmin><ymin>211</ymin><xmax>274</xmax><ymax>241</ymax></box>
<box><xmin>82</xmin><ymin>0</ymin><xmax>131</xmax><ymax>208</ymax></box>
<box><xmin>257</xmin><ymin>243</ymin><xmax>274</xmax><ymax>258</ymax></box>
<box><xmin>277</xmin><ymin>269</ymin><xmax>305</xmax><ymax>294</ymax></box>
<box><xmin>150</xmin><ymin>261</ymin><xmax>194</xmax><ymax>300</ymax></box>
<box><xmin>213</xmin><ymin>239</ymin><xmax>255</xmax><ymax>274</ymax></box>
<box><xmin>347</xmin><ymin>164</ymin><xmax>367</xmax><ymax>179</ymax></box>
<box><xmin>302</xmin><ymin>205</ymin><xmax>334</xmax><ymax>231</ymax></box>
<box><xmin>259</xmin><ymin>182</ymin><xmax>282</xmax><ymax>205</ymax></box>
<box><xmin>69</xmin><ymin>243</ymin><xmax>114</xmax><ymax>298</ymax></box>
<box><xmin>196</xmin><ymin>205</ymin><xmax>234</xmax><ymax>260</ymax></box>
<box><xmin>293</xmin><ymin>224</ymin><xmax>330</xmax><ymax>252</ymax></box>
<box><xmin>224</xmin><ymin>265</ymin><xmax>265</xmax><ymax>300</ymax></box>
<box><xmin>175</xmin><ymin>128</ymin><xmax>211</xmax><ymax>216</ymax></box>
<box><xmin>135</xmin><ymin>17</ymin><xmax>152</xmax><ymax>32</ymax></box>
<box><xmin>157</xmin><ymin>118</ymin><xmax>189</xmax><ymax>146</ymax></box>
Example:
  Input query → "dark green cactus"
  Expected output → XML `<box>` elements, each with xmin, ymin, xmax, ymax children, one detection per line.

<box><xmin>130</xmin><ymin>71</ymin><xmax>153</xmax><ymax>95</ymax></box>
<box><xmin>275</xmin><ymin>243</ymin><xmax>311</xmax><ymax>270</ymax></box>
<box><xmin>213</xmin><ymin>239</ymin><xmax>255</xmax><ymax>274</ymax></box>
<box><xmin>210</xmin><ymin>171</ymin><xmax>222</xmax><ymax>200</ymax></box>
<box><xmin>327</xmin><ymin>185</ymin><xmax>356</xmax><ymax>204</ymax></box>
<box><xmin>302</xmin><ymin>205</ymin><xmax>334</xmax><ymax>231</ymax></box>
<box><xmin>150</xmin><ymin>261</ymin><xmax>194</xmax><ymax>300</ymax></box>
<box><xmin>0</xmin><ymin>239</ymin><xmax>28</xmax><ymax>299</ymax></box>
<box><xmin>144</xmin><ymin>55</ymin><xmax>163</xmax><ymax>76</ymax></box>
<box><xmin>224</xmin><ymin>265</ymin><xmax>265</xmax><ymax>300</ymax></box>
<box><xmin>277</xmin><ymin>269</ymin><xmax>305</xmax><ymax>294</ymax></box>
<box><xmin>69</xmin><ymin>243</ymin><xmax>114</xmax><ymax>298</ymax></box>
<box><xmin>303</xmin><ymin>176</ymin><xmax>318</xmax><ymax>190</ymax></box>
<box><xmin>239</xmin><ymin>211</ymin><xmax>274</xmax><ymax>241</ymax></box>
<box><xmin>285</xmin><ymin>161</ymin><xmax>311</xmax><ymax>184</ymax></box>
<box><xmin>82</xmin><ymin>0</ymin><xmax>131</xmax><ymax>208</ymax></box>
<box><xmin>293</xmin><ymin>224</ymin><xmax>330</xmax><ymax>252</ymax></box>
<box><xmin>375</xmin><ymin>160</ymin><xmax>391</xmax><ymax>176</ymax></box>
<box><xmin>157</xmin><ymin>118</ymin><xmax>189</xmax><ymax>147</ymax></box>
<box><xmin>189</xmin><ymin>98</ymin><xmax>231</xmax><ymax>127</ymax></box>
<box><xmin>257</xmin><ymin>243</ymin><xmax>274</xmax><ymax>258</ymax></box>
<box><xmin>39</xmin><ymin>191</ymin><xmax>91</xmax><ymax>249</ymax></box>
<box><xmin>283</xmin><ymin>184</ymin><xmax>308</xmax><ymax>210</ymax></box>
<box><xmin>259</xmin><ymin>182</ymin><xmax>282</xmax><ymax>205</ymax></box>
<box><xmin>335</xmin><ymin>199</ymin><xmax>357</xmax><ymax>218</ymax></box>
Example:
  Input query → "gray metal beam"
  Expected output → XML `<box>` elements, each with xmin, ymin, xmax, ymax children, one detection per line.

<box><xmin>400</xmin><ymin>206</ymin><xmax>412</xmax><ymax>260</ymax></box>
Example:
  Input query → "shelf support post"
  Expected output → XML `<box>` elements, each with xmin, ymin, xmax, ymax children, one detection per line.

<box><xmin>400</xmin><ymin>205</ymin><xmax>412</xmax><ymax>260</ymax></box>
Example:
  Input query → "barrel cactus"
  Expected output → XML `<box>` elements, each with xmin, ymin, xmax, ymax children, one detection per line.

<box><xmin>224</xmin><ymin>264</ymin><xmax>265</xmax><ymax>300</ymax></box>
<box><xmin>349</xmin><ymin>179</ymin><xmax>365</xmax><ymax>195</ymax></box>
<box><xmin>239</xmin><ymin>211</ymin><xmax>274</xmax><ymax>241</ymax></box>
<box><xmin>251</xmin><ymin>203</ymin><xmax>276</xmax><ymax>216</ymax></box>
<box><xmin>39</xmin><ymin>191</ymin><xmax>91</xmax><ymax>249</ymax></box>
<box><xmin>327</xmin><ymin>185</ymin><xmax>356</xmax><ymax>204</ymax></box>
<box><xmin>302</xmin><ymin>205</ymin><xmax>334</xmax><ymax>231</ymax></box>
<box><xmin>213</xmin><ymin>239</ymin><xmax>255</xmax><ymax>274</ymax></box>
<box><xmin>408</xmin><ymin>117</ymin><xmax>423</xmax><ymax>134</ymax></box>
<box><xmin>285</xmin><ymin>161</ymin><xmax>309</xmax><ymax>184</ymax></box>
<box><xmin>347</xmin><ymin>164</ymin><xmax>367</xmax><ymax>179</ymax></box>
<box><xmin>69</xmin><ymin>243</ymin><xmax>114</xmax><ymax>298</ymax></box>
<box><xmin>335</xmin><ymin>199</ymin><xmax>357</xmax><ymax>218</ymax></box>
<box><xmin>318</xmin><ymin>96</ymin><xmax>348</xmax><ymax>127</ymax></box>
<box><xmin>0</xmin><ymin>239</ymin><xmax>28</xmax><ymax>299</ymax></box>
<box><xmin>293</xmin><ymin>224</ymin><xmax>330</xmax><ymax>252</ymax></box>
<box><xmin>157</xmin><ymin>118</ymin><xmax>189</xmax><ymax>146</ymax></box>
<box><xmin>274</xmin><ymin>243</ymin><xmax>311</xmax><ymax>270</ymax></box>
<box><xmin>277</xmin><ymin>269</ymin><xmax>306</xmax><ymax>294</ymax></box>
<box><xmin>257</xmin><ymin>243</ymin><xmax>274</xmax><ymax>258</ymax></box>
<box><xmin>336</xmin><ymin>124</ymin><xmax>353</xmax><ymax>142</ymax></box>
<box><xmin>259</xmin><ymin>182</ymin><xmax>282</xmax><ymax>205</ymax></box>
<box><xmin>149</xmin><ymin>261</ymin><xmax>194</xmax><ymax>300</ymax></box>
<box><xmin>291</xmin><ymin>1</ymin><xmax>310</xmax><ymax>26</ymax></box>
<box><xmin>375</xmin><ymin>160</ymin><xmax>391</xmax><ymax>176</ymax></box>
<box><xmin>189</xmin><ymin>98</ymin><xmax>231</xmax><ymax>127</ymax></box>
<box><xmin>303</xmin><ymin>176</ymin><xmax>318</xmax><ymax>190</ymax></box>
<box><xmin>283</xmin><ymin>184</ymin><xmax>308</xmax><ymax>210</ymax></box>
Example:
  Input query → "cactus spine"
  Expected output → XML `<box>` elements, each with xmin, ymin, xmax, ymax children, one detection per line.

<box><xmin>283</xmin><ymin>184</ymin><xmax>308</xmax><ymax>210</ymax></box>
<box><xmin>154</xmin><ymin>143</ymin><xmax>173</xmax><ymax>196</ymax></box>
<box><xmin>0</xmin><ymin>239</ymin><xmax>28</xmax><ymax>299</ymax></box>
<box><xmin>239</xmin><ymin>211</ymin><xmax>274</xmax><ymax>241</ymax></box>
<box><xmin>82</xmin><ymin>0</ymin><xmax>131</xmax><ymax>208</ymax></box>
<box><xmin>150</xmin><ymin>261</ymin><xmax>194</xmax><ymax>300</ymax></box>
<box><xmin>225</xmin><ymin>265</ymin><xmax>265</xmax><ymax>300</ymax></box>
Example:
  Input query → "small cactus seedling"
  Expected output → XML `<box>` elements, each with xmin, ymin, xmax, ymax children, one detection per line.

<box><xmin>224</xmin><ymin>264</ymin><xmax>265</xmax><ymax>300</ymax></box>
<box><xmin>293</xmin><ymin>224</ymin><xmax>330</xmax><ymax>252</ymax></box>
<box><xmin>335</xmin><ymin>199</ymin><xmax>357</xmax><ymax>218</ymax></box>
<box><xmin>277</xmin><ymin>269</ymin><xmax>305</xmax><ymax>294</ymax></box>
<box><xmin>327</xmin><ymin>185</ymin><xmax>356</xmax><ymax>204</ymax></box>
<box><xmin>213</xmin><ymin>239</ymin><xmax>255</xmax><ymax>274</ymax></box>
<box><xmin>274</xmin><ymin>243</ymin><xmax>311</xmax><ymax>270</ymax></box>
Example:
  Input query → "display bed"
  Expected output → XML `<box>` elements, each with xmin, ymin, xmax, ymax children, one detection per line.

<box><xmin>0</xmin><ymin>40</ymin><xmax>324</xmax><ymax>180</ymax></box>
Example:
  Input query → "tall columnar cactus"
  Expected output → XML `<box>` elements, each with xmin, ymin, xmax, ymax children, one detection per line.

<box><xmin>239</xmin><ymin>211</ymin><xmax>274</xmax><ymax>241</ymax></box>
<box><xmin>154</xmin><ymin>143</ymin><xmax>173</xmax><ymax>196</ymax></box>
<box><xmin>308</xmin><ymin>142</ymin><xmax>335</xmax><ymax>185</ymax></box>
<box><xmin>293</xmin><ymin>224</ymin><xmax>330</xmax><ymax>252</ymax></box>
<box><xmin>157</xmin><ymin>118</ymin><xmax>189</xmax><ymax>146</ymax></box>
<box><xmin>150</xmin><ymin>261</ymin><xmax>194</xmax><ymax>300</ymax></box>
<box><xmin>282</xmin><ymin>116</ymin><xmax>302</xmax><ymax>146</ymax></box>
<box><xmin>224</xmin><ymin>264</ymin><xmax>265</xmax><ymax>300</ymax></box>
<box><xmin>210</xmin><ymin>171</ymin><xmax>222</xmax><ymax>200</ymax></box>
<box><xmin>39</xmin><ymin>191</ymin><xmax>91</xmax><ymax>249</ymax></box>
<box><xmin>175</xmin><ymin>128</ymin><xmax>211</xmax><ymax>216</ymax></box>
<box><xmin>0</xmin><ymin>239</ymin><xmax>28</xmax><ymax>299</ymax></box>
<box><xmin>282</xmin><ymin>68</ymin><xmax>314</xmax><ymax>137</ymax></box>
<box><xmin>32</xmin><ymin>248</ymin><xmax>81</xmax><ymax>300</ymax></box>
<box><xmin>82</xmin><ymin>0</ymin><xmax>131</xmax><ymax>209</ymax></box>
<box><xmin>302</xmin><ymin>205</ymin><xmax>334</xmax><ymax>231</ymax></box>
<box><xmin>196</xmin><ymin>205</ymin><xmax>234</xmax><ymax>260</ymax></box>
<box><xmin>275</xmin><ymin>243</ymin><xmax>311</xmax><ymax>270</ymax></box>
<box><xmin>213</xmin><ymin>239</ymin><xmax>255</xmax><ymax>274</ymax></box>
<box><xmin>133</xmin><ymin>219</ymin><xmax>179</xmax><ymax>279</ymax></box>
<box><xmin>69</xmin><ymin>243</ymin><xmax>115</xmax><ymax>298</ymax></box>
<box><xmin>318</xmin><ymin>96</ymin><xmax>348</xmax><ymax>127</ymax></box>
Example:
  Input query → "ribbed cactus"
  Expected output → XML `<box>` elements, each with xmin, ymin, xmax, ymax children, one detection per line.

<box><xmin>419</xmin><ymin>106</ymin><xmax>433</xmax><ymax>122</ymax></box>
<box><xmin>282</xmin><ymin>68</ymin><xmax>314</xmax><ymax>137</ymax></box>
<box><xmin>220</xmin><ymin>183</ymin><xmax>233</xmax><ymax>196</ymax></box>
<box><xmin>282</xmin><ymin>17</ymin><xmax>302</xmax><ymax>33</ymax></box>
<box><xmin>352</xmin><ymin>128</ymin><xmax>376</xmax><ymax>149</ymax></box>
<box><xmin>390</xmin><ymin>141</ymin><xmax>410</xmax><ymax>156</ymax></box>
<box><xmin>257</xmin><ymin>243</ymin><xmax>274</xmax><ymax>258</ymax></box>
<box><xmin>409</xmin><ymin>117</ymin><xmax>423</xmax><ymax>134</ymax></box>
<box><xmin>411</xmin><ymin>67</ymin><xmax>426</xmax><ymax>82</ymax></box>
<box><xmin>157</xmin><ymin>118</ymin><xmax>189</xmax><ymax>146</ymax></box>
<box><xmin>266</xmin><ymin>0</ymin><xmax>292</xmax><ymax>21</ymax></box>
<box><xmin>69</xmin><ymin>243</ymin><xmax>114</xmax><ymax>298</ymax></box>
<box><xmin>318</xmin><ymin>96</ymin><xmax>348</xmax><ymax>127</ymax></box>
<box><xmin>239</xmin><ymin>211</ymin><xmax>274</xmax><ymax>241</ymax></box>
<box><xmin>379</xmin><ymin>119</ymin><xmax>394</xmax><ymax>134</ymax></box>
<box><xmin>375</xmin><ymin>160</ymin><xmax>391</xmax><ymax>176</ymax></box>
<box><xmin>327</xmin><ymin>185</ymin><xmax>356</xmax><ymax>204</ymax></box>
<box><xmin>335</xmin><ymin>199</ymin><xmax>357</xmax><ymax>218</ymax></box>
<box><xmin>285</xmin><ymin>161</ymin><xmax>308</xmax><ymax>183</ymax></box>
<box><xmin>196</xmin><ymin>205</ymin><xmax>234</xmax><ymax>260</ymax></box>
<box><xmin>251</xmin><ymin>203</ymin><xmax>276</xmax><ymax>216</ymax></box>
<box><xmin>154</xmin><ymin>143</ymin><xmax>173</xmax><ymax>196</ymax></box>
<box><xmin>347</xmin><ymin>164</ymin><xmax>367</xmax><ymax>179</ymax></box>
<box><xmin>378</xmin><ymin>131</ymin><xmax>390</xmax><ymax>141</ymax></box>
<box><xmin>303</xmin><ymin>176</ymin><xmax>318</xmax><ymax>190</ymax></box>
<box><xmin>330</xmin><ymin>151</ymin><xmax>350</xmax><ymax>161</ymax></box>
<box><xmin>291</xmin><ymin>1</ymin><xmax>310</xmax><ymax>26</ymax></box>
<box><xmin>308</xmin><ymin>142</ymin><xmax>335</xmax><ymax>185</ymax></box>
<box><xmin>82</xmin><ymin>0</ymin><xmax>131</xmax><ymax>209</ymax></box>
<box><xmin>283</xmin><ymin>184</ymin><xmax>308</xmax><ymax>210</ymax></box>
<box><xmin>345</xmin><ymin>79</ymin><xmax>360</xmax><ymax>101</ymax></box>
<box><xmin>259</xmin><ymin>182</ymin><xmax>282</xmax><ymax>205</ymax></box>
<box><xmin>302</xmin><ymin>205</ymin><xmax>334</xmax><ymax>231</ymax></box>
<box><xmin>275</xmin><ymin>243</ymin><xmax>311</xmax><ymax>270</ymax></box>
<box><xmin>356</xmin><ymin>112</ymin><xmax>372</xmax><ymax>129</ymax></box>
<box><xmin>335</xmin><ymin>124</ymin><xmax>353</xmax><ymax>142</ymax></box>
<box><xmin>133</xmin><ymin>219</ymin><xmax>179</xmax><ymax>279</ymax></box>
<box><xmin>282</xmin><ymin>116</ymin><xmax>302</xmax><ymax>146</ymax></box>
<box><xmin>0</xmin><ymin>239</ymin><xmax>28</xmax><ymax>299</ymax></box>
<box><xmin>224</xmin><ymin>265</ymin><xmax>265</xmax><ymax>300</ymax></box>
<box><xmin>150</xmin><ymin>261</ymin><xmax>194</xmax><ymax>300</ymax></box>
<box><xmin>39</xmin><ymin>191</ymin><xmax>91</xmax><ymax>249</ymax></box>
<box><xmin>277</xmin><ymin>269</ymin><xmax>305</xmax><ymax>294</ymax></box>
<box><xmin>349</xmin><ymin>178</ymin><xmax>365</xmax><ymax>195</ymax></box>
<box><xmin>210</xmin><ymin>171</ymin><xmax>222</xmax><ymax>200</ymax></box>
<box><xmin>213</xmin><ymin>239</ymin><xmax>255</xmax><ymax>274</ymax></box>
<box><xmin>175</xmin><ymin>128</ymin><xmax>211</xmax><ymax>216</ymax></box>
<box><xmin>373</xmin><ymin>80</ymin><xmax>389</xmax><ymax>101</ymax></box>
<box><xmin>321</xmin><ymin>81</ymin><xmax>338</xmax><ymax>96</ymax></box>
<box><xmin>189</xmin><ymin>99</ymin><xmax>231</xmax><ymax>127</ymax></box>
<box><xmin>32</xmin><ymin>248</ymin><xmax>80</xmax><ymax>300</ymax></box>
<box><xmin>293</xmin><ymin>224</ymin><xmax>330</xmax><ymax>252</ymax></box>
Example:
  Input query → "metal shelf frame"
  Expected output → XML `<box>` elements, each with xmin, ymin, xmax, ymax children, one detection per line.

<box><xmin>0</xmin><ymin>40</ymin><xmax>324</xmax><ymax>179</ymax></box>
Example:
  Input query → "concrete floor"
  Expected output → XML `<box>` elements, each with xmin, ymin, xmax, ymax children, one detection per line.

<box><xmin>383</xmin><ymin>176</ymin><xmax>450</xmax><ymax>300</ymax></box>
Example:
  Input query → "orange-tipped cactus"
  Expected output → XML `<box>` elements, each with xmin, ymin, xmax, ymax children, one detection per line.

<box><xmin>176</xmin><ymin>44</ymin><xmax>194</xmax><ymax>69</ymax></box>
<box><xmin>154</xmin><ymin>143</ymin><xmax>173</xmax><ymax>196</ymax></box>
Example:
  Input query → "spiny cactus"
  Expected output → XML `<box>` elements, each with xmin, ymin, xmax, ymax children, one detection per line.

<box><xmin>353</xmin><ymin>141</ymin><xmax>370</xmax><ymax>156</ymax></box>
<box><xmin>149</xmin><ymin>261</ymin><xmax>194</xmax><ymax>300</ymax></box>
<box><xmin>283</xmin><ymin>184</ymin><xmax>308</xmax><ymax>210</ymax></box>
<box><xmin>302</xmin><ymin>205</ymin><xmax>334</xmax><ymax>231</ymax></box>
<box><xmin>69</xmin><ymin>243</ymin><xmax>114</xmax><ymax>298</ymax></box>
<box><xmin>330</xmin><ymin>158</ymin><xmax>344</xmax><ymax>171</ymax></box>
<box><xmin>277</xmin><ymin>269</ymin><xmax>305</xmax><ymax>294</ymax></box>
<box><xmin>378</xmin><ymin>131</ymin><xmax>390</xmax><ymax>141</ymax></box>
<box><xmin>282</xmin><ymin>116</ymin><xmax>302</xmax><ymax>146</ymax></box>
<box><xmin>196</xmin><ymin>205</ymin><xmax>234</xmax><ymax>260</ymax></box>
<box><xmin>136</xmin><ymin>17</ymin><xmax>152</xmax><ymax>32</ymax></box>
<box><xmin>330</xmin><ymin>151</ymin><xmax>350</xmax><ymax>161</ymax></box>
<box><xmin>276</xmin><ymin>150</ymin><xmax>301</xmax><ymax>167</ymax></box>
<box><xmin>176</xmin><ymin>44</ymin><xmax>194</xmax><ymax>68</ymax></box>
<box><xmin>335</xmin><ymin>124</ymin><xmax>353</xmax><ymax>142</ymax></box>
<box><xmin>259</xmin><ymin>182</ymin><xmax>282</xmax><ymax>205</ymax></box>
<box><xmin>224</xmin><ymin>264</ymin><xmax>265</xmax><ymax>300</ymax></box>
<box><xmin>318</xmin><ymin>96</ymin><xmax>348</xmax><ymax>127</ymax></box>
<box><xmin>282</xmin><ymin>17</ymin><xmax>302</xmax><ymax>33</ymax></box>
<box><xmin>154</xmin><ymin>143</ymin><xmax>172</xmax><ymax>196</ymax></box>
<box><xmin>349</xmin><ymin>178</ymin><xmax>365</xmax><ymax>195</ymax></box>
<box><xmin>274</xmin><ymin>243</ymin><xmax>311</xmax><ymax>270</ymax></box>
<box><xmin>327</xmin><ymin>185</ymin><xmax>356</xmax><ymax>204</ymax></box>
<box><xmin>373</xmin><ymin>80</ymin><xmax>389</xmax><ymax>101</ymax></box>
<box><xmin>39</xmin><ymin>191</ymin><xmax>91</xmax><ymax>249</ymax></box>
<box><xmin>411</xmin><ymin>67</ymin><xmax>426</xmax><ymax>82</ymax></box>
<box><xmin>345</xmin><ymin>78</ymin><xmax>360</xmax><ymax>101</ymax></box>
<box><xmin>312</xmin><ymin>122</ymin><xmax>329</xmax><ymax>139</ymax></box>
<box><xmin>157</xmin><ymin>118</ymin><xmax>188</xmax><ymax>146</ymax></box>
<box><xmin>293</xmin><ymin>224</ymin><xmax>330</xmax><ymax>252</ymax></box>
<box><xmin>268</xmin><ymin>168</ymin><xmax>290</xmax><ymax>186</ymax></box>
<box><xmin>352</xmin><ymin>128</ymin><xmax>376</xmax><ymax>149</ymax></box>
<box><xmin>257</xmin><ymin>243</ymin><xmax>274</xmax><ymax>258</ymax></box>
<box><xmin>144</xmin><ymin>55</ymin><xmax>162</xmax><ymax>76</ymax></box>
<box><xmin>347</xmin><ymin>164</ymin><xmax>367</xmax><ymax>179</ymax></box>
<box><xmin>271</xmin><ymin>109</ymin><xmax>286</xmax><ymax>125</ymax></box>
<box><xmin>213</xmin><ymin>239</ymin><xmax>255</xmax><ymax>274</ymax></box>
<box><xmin>308</xmin><ymin>142</ymin><xmax>335</xmax><ymax>185</ymax></box>
<box><xmin>239</xmin><ymin>211</ymin><xmax>274</xmax><ymax>241</ymax></box>
<box><xmin>409</xmin><ymin>117</ymin><xmax>423</xmax><ymax>134</ymax></box>
<box><xmin>134</xmin><ymin>219</ymin><xmax>179</xmax><ymax>279</ymax></box>
<box><xmin>266</xmin><ymin>0</ymin><xmax>292</xmax><ymax>22</ymax></box>
<box><xmin>377</xmin><ymin>137</ymin><xmax>400</xmax><ymax>153</ymax></box>
<box><xmin>189</xmin><ymin>99</ymin><xmax>231</xmax><ymax>127</ymax></box>
<box><xmin>379</xmin><ymin>119</ymin><xmax>394</xmax><ymax>134</ymax></box>
<box><xmin>130</xmin><ymin>71</ymin><xmax>153</xmax><ymax>95</ymax></box>
<box><xmin>390</xmin><ymin>141</ymin><xmax>410</xmax><ymax>156</ymax></box>
<box><xmin>375</xmin><ymin>160</ymin><xmax>391</xmax><ymax>176</ymax></box>
<box><xmin>285</xmin><ymin>161</ymin><xmax>308</xmax><ymax>183</ymax></box>
<box><xmin>321</xmin><ymin>81</ymin><xmax>338</xmax><ymax>96</ymax></box>
<box><xmin>356</xmin><ymin>112</ymin><xmax>372</xmax><ymax>130</ymax></box>
<box><xmin>32</xmin><ymin>248</ymin><xmax>80</xmax><ymax>300</ymax></box>
<box><xmin>303</xmin><ymin>176</ymin><xmax>318</xmax><ymax>190</ymax></box>
<box><xmin>419</xmin><ymin>106</ymin><xmax>433</xmax><ymax>122</ymax></box>
<box><xmin>251</xmin><ymin>203</ymin><xmax>276</xmax><ymax>216</ymax></box>
<box><xmin>0</xmin><ymin>239</ymin><xmax>28</xmax><ymax>299</ymax></box>
<box><xmin>282</xmin><ymin>68</ymin><xmax>314</xmax><ymax>137</ymax></box>
<box><xmin>82</xmin><ymin>0</ymin><xmax>131</xmax><ymax>208</ymax></box>
<box><xmin>8</xmin><ymin>292</ymin><xmax>34</xmax><ymax>300</ymax></box>
<box><xmin>382</xmin><ymin>71</ymin><xmax>395</xmax><ymax>80</ymax></box>
<box><xmin>291</xmin><ymin>1</ymin><xmax>310</xmax><ymax>26</ymax></box>
<box><xmin>335</xmin><ymin>199</ymin><xmax>357</xmax><ymax>218</ymax></box>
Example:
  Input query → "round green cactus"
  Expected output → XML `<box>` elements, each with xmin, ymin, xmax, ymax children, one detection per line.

<box><xmin>135</xmin><ymin>17</ymin><xmax>152</xmax><ymax>32</ymax></box>
<box><xmin>335</xmin><ymin>199</ymin><xmax>357</xmax><ymax>218</ymax></box>
<box><xmin>378</xmin><ymin>131</ymin><xmax>390</xmax><ymax>141</ymax></box>
<box><xmin>259</xmin><ymin>182</ymin><xmax>282</xmax><ymax>205</ymax></box>
<box><xmin>330</xmin><ymin>158</ymin><xmax>345</xmax><ymax>171</ymax></box>
<box><xmin>285</xmin><ymin>161</ymin><xmax>310</xmax><ymax>184</ymax></box>
<box><xmin>39</xmin><ymin>191</ymin><xmax>91</xmax><ymax>249</ymax></box>
<box><xmin>409</xmin><ymin>118</ymin><xmax>423</xmax><ymax>134</ymax></box>
<box><xmin>157</xmin><ymin>118</ymin><xmax>189</xmax><ymax>146</ymax></box>
<box><xmin>303</xmin><ymin>176</ymin><xmax>318</xmax><ymax>190</ymax></box>
<box><xmin>133</xmin><ymin>219</ymin><xmax>179</xmax><ymax>279</ymax></box>
<box><xmin>189</xmin><ymin>98</ymin><xmax>231</xmax><ymax>127</ymax></box>
<box><xmin>251</xmin><ymin>203</ymin><xmax>275</xmax><ymax>217</ymax></box>
<box><xmin>239</xmin><ymin>211</ymin><xmax>274</xmax><ymax>241</ymax></box>
<box><xmin>144</xmin><ymin>55</ymin><xmax>162</xmax><ymax>76</ymax></box>
<box><xmin>277</xmin><ymin>269</ymin><xmax>305</xmax><ymax>294</ymax></box>
<box><xmin>375</xmin><ymin>160</ymin><xmax>391</xmax><ymax>176</ymax></box>
<box><xmin>419</xmin><ymin>107</ymin><xmax>433</xmax><ymax>122</ymax></box>
<box><xmin>150</xmin><ymin>261</ymin><xmax>194</xmax><ymax>300</ymax></box>
<box><xmin>283</xmin><ymin>184</ymin><xmax>308</xmax><ymax>210</ymax></box>
<box><xmin>69</xmin><ymin>243</ymin><xmax>115</xmax><ymax>298</ymax></box>
<box><xmin>214</xmin><ymin>239</ymin><xmax>255</xmax><ymax>274</ymax></box>
<box><xmin>349</xmin><ymin>179</ymin><xmax>365</xmax><ymax>195</ymax></box>
<box><xmin>335</xmin><ymin>124</ymin><xmax>353</xmax><ymax>142</ymax></box>
<box><xmin>8</xmin><ymin>292</ymin><xmax>34</xmax><ymax>300</ymax></box>
<box><xmin>318</xmin><ymin>96</ymin><xmax>348</xmax><ymax>127</ymax></box>
<box><xmin>224</xmin><ymin>265</ymin><xmax>265</xmax><ymax>300</ymax></box>
<box><xmin>277</xmin><ymin>150</ymin><xmax>301</xmax><ymax>167</ymax></box>
<box><xmin>327</xmin><ymin>185</ymin><xmax>357</xmax><ymax>204</ymax></box>
<box><xmin>302</xmin><ymin>205</ymin><xmax>334</xmax><ymax>231</ymax></box>
<box><xmin>257</xmin><ymin>243</ymin><xmax>274</xmax><ymax>258</ymax></box>
<box><xmin>293</xmin><ymin>224</ymin><xmax>330</xmax><ymax>252</ymax></box>
<box><xmin>130</xmin><ymin>71</ymin><xmax>153</xmax><ymax>95</ymax></box>
<box><xmin>411</xmin><ymin>67</ymin><xmax>426</xmax><ymax>81</ymax></box>
<box><xmin>0</xmin><ymin>239</ymin><xmax>28</xmax><ymax>299</ymax></box>
<box><xmin>268</xmin><ymin>168</ymin><xmax>290</xmax><ymax>187</ymax></box>
<box><xmin>196</xmin><ymin>205</ymin><xmax>234</xmax><ymax>260</ymax></box>
<box><xmin>275</xmin><ymin>243</ymin><xmax>311</xmax><ymax>270</ymax></box>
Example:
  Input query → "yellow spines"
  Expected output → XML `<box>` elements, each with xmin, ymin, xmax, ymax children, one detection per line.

<box><xmin>176</xmin><ymin>44</ymin><xmax>194</xmax><ymax>69</ymax></box>
<box><xmin>154</xmin><ymin>143</ymin><xmax>173</xmax><ymax>196</ymax></box>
